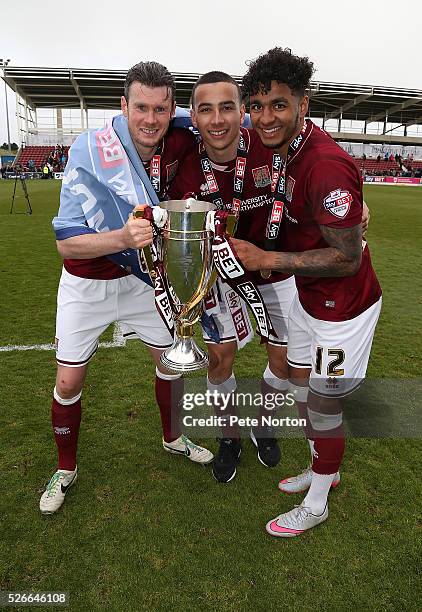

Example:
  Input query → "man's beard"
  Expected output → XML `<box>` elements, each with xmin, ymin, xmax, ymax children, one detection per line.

<box><xmin>265</xmin><ymin>111</ymin><xmax>302</xmax><ymax>152</ymax></box>
<box><xmin>265</xmin><ymin>140</ymin><xmax>284</xmax><ymax>149</ymax></box>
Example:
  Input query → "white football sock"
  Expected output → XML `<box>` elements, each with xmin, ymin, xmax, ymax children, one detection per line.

<box><xmin>302</xmin><ymin>471</ymin><xmax>336</xmax><ymax>515</ymax></box>
<box><xmin>207</xmin><ymin>374</ymin><xmax>237</xmax><ymax>396</ymax></box>
<box><xmin>53</xmin><ymin>386</ymin><xmax>82</xmax><ymax>405</ymax></box>
<box><xmin>262</xmin><ymin>364</ymin><xmax>289</xmax><ymax>392</ymax></box>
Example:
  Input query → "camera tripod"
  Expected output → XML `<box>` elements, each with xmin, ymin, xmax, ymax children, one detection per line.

<box><xmin>10</xmin><ymin>172</ymin><xmax>33</xmax><ymax>214</ymax></box>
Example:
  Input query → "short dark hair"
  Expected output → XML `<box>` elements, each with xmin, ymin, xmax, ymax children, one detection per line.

<box><xmin>124</xmin><ymin>61</ymin><xmax>175</xmax><ymax>102</ymax></box>
<box><xmin>242</xmin><ymin>47</ymin><xmax>314</xmax><ymax>99</ymax></box>
<box><xmin>191</xmin><ymin>71</ymin><xmax>242</xmax><ymax>107</ymax></box>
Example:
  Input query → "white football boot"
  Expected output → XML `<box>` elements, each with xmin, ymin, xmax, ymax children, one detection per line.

<box><xmin>39</xmin><ymin>468</ymin><xmax>77</xmax><ymax>514</ymax></box>
<box><xmin>278</xmin><ymin>465</ymin><xmax>340</xmax><ymax>494</ymax></box>
<box><xmin>163</xmin><ymin>435</ymin><xmax>213</xmax><ymax>464</ymax></box>
<box><xmin>266</xmin><ymin>503</ymin><xmax>328</xmax><ymax>538</ymax></box>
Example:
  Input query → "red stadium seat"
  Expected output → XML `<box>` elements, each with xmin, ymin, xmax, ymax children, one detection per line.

<box><xmin>15</xmin><ymin>145</ymin><xmax>70</xmax><ymax>168</ymax></box>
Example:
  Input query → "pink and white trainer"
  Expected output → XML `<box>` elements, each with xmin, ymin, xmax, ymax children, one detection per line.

<box><xmin>266</xmin><ymin>504</ymin><xmax>328</xmax><ymax>538</ymax></box>
<box><xmin>278</xmin><ymin>466</ymin><xmax>340</xmax><ymax>494</ymax></box>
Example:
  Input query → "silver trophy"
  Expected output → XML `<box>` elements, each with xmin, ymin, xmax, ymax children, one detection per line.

<box><xmin>137</xmin><ymin>199</ymin><xmax>226</xmax><ymax>372</ymax></box>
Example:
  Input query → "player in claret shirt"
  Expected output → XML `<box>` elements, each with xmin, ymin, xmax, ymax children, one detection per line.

<box><xmin>40</xmin><ymin>61</ymin><xmax>213</xmax><ymax>516</ymax></box>
<box><xmin>234</xmin><ymin>47</ymin><xmax>382</xmax><ymax>536</ymax></box>
<box><xmin>170</xmin><ymin>72</ymin><xmax>297</xmax><ymax>483</ymax></box>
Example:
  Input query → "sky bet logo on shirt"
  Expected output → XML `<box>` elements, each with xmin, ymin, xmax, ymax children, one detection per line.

<box><xmin>323</xmin><ymin>188</ymin><xmax>353</xmax><ymax>219</ymax></box>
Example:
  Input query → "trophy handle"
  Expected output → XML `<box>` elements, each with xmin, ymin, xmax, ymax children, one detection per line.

<box><xmin>225</xmin><ymin>213</ymin><xmax>238</xmax><ymax>237</ymax></box>
<box><xmin>181</xmin><ymin>269</ymin><xmax>217</xmax><ymax>317</ymax></box>
<box><xmin>133</xmin><ymin>205</ymin><xmax>157</xmax><ymax>280</ymax></box>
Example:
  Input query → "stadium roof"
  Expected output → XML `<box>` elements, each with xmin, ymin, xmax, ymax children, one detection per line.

<box><xmin>2</xmin><ymin>66</ymin><xmax>422</xmax><ymax>132</ymax></box>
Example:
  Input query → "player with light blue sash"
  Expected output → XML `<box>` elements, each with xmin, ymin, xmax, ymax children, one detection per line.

<box><xmin>40</xmin><ymin>61</ymin><xmax>213</xmax><ymax>515</ymax></box>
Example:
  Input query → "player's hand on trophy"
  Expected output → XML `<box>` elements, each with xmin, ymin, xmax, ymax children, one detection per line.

<box><xmin>122</xmin><ymin>212</ymin><xmax>153</xmax><ymax>249</ymax></box>
<box><xmin>362</xmin><ymin>200</ymin><xmax>370</xmax><ymax>235</ymax></box>
<box><xmin>231</xmin><ymin>238</ymin><xmax>269</xmax><ymax>272</ymax></box>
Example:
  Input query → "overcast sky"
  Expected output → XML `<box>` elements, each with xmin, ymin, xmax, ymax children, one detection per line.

<box><xmin>1</xmin><ymin>0</ymin><xmax>420</xmax><ymax>144</ymax></box>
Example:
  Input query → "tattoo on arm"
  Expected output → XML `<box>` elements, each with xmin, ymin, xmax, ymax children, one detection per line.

<box><xmin>320</xmin><ymin>224</ymin><xmax>362</xmax><ymax>261</ymax></box>
<box><xmin>272</xmin><ymin>224</ymin><xmax>362</xmax><ymax>277</ymax></box>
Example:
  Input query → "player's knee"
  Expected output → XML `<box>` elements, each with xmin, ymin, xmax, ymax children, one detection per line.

<box><xmin>268</xmin><ymin>356</ymin><xmax>288</xmax><ymax>379</ymax></box>
<box><xmin>266</xmin><ymin>343</ymin><xmax>288</xmax><ymax>379</ymax></box>
<box><xmin>208</xmin><ymin>346</ymin><xmax>235</xmax><ymax>382</ymax></box>
<box><xmin>56</xmin><ymin>364</ymin><xmax>87</xmax><ymax>399</ymax></box>
<box><xmin>307</xmin><ymin>406</ymin><xmax>343</xmax><ymax>432</ymax></box>
<box><xmin>308</xmin><ymin>392</ymin><xmax>342</xmax><ymax>415</ymax></box>
<box><xmin>208</xmin><ymin>360</ymin><xmax>232</xmax><ymax>383</ymax></box>
<box><xmin>55</xmin><ymin>375</ymin><xmax>84</xmax><ymax>399</ymax></box>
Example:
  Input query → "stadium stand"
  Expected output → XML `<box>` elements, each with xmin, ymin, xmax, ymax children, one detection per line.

<box><xmin>3</xmin><ymin>66</ymin><xmax>422</xmax><ymax>149</ymax></box>
<box><xmin>351</xmin><ymin>156</ymin><xmax>422</xmax><ymax>177</ymax></box>
<box><xmin>354</xmin><ymin>158</ymin><xmax>399</xmax><ymax>172</ymax></box>
<box><xmin>409</xmin><ymin>160</ymin><xmax>422</xmax><ymax>169</ymax></box>
<box><xmin>14</xmin><ymin>145</ymin><xmax>69</xmax><ymax>171</ymax></box>
<box><xmin>17</xmin><ymin>146</ymin><xmax>53</xmax><ymax>167</ymax></box>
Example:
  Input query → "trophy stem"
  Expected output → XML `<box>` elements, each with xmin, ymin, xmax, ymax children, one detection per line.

<box><xmin>154</xmin><ymin>199</ymin><xmax>217</xmax><ymax>373</ymax></box>
<box><xmin>160</xmin><ymin>322</ymin><xmax>209</xmax><ymax>373</ymax></box>
<box><xmin>178</xmin><ymin>322</ymin><xmax>194</xmax><ymax>338</ymax></box>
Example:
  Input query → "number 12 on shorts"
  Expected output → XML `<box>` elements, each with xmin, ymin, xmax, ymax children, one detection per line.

<box><xmin>315</xmin><ymin>347</ymin><xmax>345</xmax><ymax>376</ymax></box>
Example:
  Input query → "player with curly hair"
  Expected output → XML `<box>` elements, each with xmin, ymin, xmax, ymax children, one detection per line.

<box><xmin>234</xmin><ymin>47</ymin><xmax>382</xmax><ymax>537</ymax></box>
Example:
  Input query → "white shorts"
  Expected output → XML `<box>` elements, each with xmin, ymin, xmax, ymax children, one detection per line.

<box><xmin>287</xmin><ymin>293</ymin><xmax>382</xmax><ymax>397</ymax></box>
<box><xmin>55</xmin><ymin>268</ymin><xmax>173</xmax><ymax>367</ymax></box>
<box><xmin>203</xmin><ymin>276</ymin><xmax>297</xmax><ymax>347</ymax></box>
<box><xmin>256</xmin><ymin>276</ymin><xmax>297</xmax><ymax>346</ymax></box>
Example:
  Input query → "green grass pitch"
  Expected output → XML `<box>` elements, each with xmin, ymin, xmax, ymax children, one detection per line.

<box><xmin>0</xmin><ymin>180</ymin><xmax>421</xmax><ymax>611</ymax></box>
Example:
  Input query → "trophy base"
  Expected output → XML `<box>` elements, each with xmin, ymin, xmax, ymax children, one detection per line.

<box><xmin>160</xmin><ymin>337</ymin><xmax>209</xmax><ymax>373</ymax></box>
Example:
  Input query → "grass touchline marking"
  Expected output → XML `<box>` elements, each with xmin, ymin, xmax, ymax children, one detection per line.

<box><xmin>0</xmin><ymin>323</ymin><xmax>126</xmax><ymax>352</ymax></box>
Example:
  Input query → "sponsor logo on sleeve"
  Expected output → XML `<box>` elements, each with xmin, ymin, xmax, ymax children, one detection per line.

<box><xmin>252</xmin><ymin>165</ymin><xmax>271</xmax><ymax>188</ymax></box>
<box><xmin>323</xmin><ymin>188</ymin><xmax>352</xmax><ymax>219</ymax></box>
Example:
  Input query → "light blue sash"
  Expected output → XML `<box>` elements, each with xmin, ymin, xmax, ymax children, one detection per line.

<box><xmin>52</xmin><ymin>114</ymin><xmax>159</xmax><ymax>284</ymax></box>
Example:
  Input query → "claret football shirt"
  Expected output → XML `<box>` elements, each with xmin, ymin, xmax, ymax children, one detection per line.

<box><xmin>281</xmin><ymin>121</ymin><xmax>381</xmax><ymax>320</ymax></box>
<box><xmin>169</xmin><ymin>127</ymin><xmax>291</xmax><ymax>285</ymax></box>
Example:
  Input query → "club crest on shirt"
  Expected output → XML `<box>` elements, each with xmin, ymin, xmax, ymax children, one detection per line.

<box><xmin>323</xmin><ymin>188</ymin><xmax>352</xmax><ymax>218</ymax></box>
<box><xmin>166</xmin><ymin>160</ymin><xmax>178</xmax><ymax>183</ymax></box>
<box><xmin>286</xmin><ymin>176</ymin><xmax>295</xmax><ymax>202</ymax></box>
<box><xmin>252</xmin><ymin>165</ymin><xmax>271</xmax><ymax>188</ymax></box>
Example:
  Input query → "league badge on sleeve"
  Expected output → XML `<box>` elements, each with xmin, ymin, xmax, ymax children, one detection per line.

<box><xmin>323</xmin><ymin>188</ymin><xmax>353</xmax><ymax>218</ymax></box>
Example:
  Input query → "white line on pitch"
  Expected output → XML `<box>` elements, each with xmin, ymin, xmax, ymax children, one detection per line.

<box><xmin>0</xmin><ymin>323</ymin><xmax>127</xmax><ymax>352</ymax></box>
